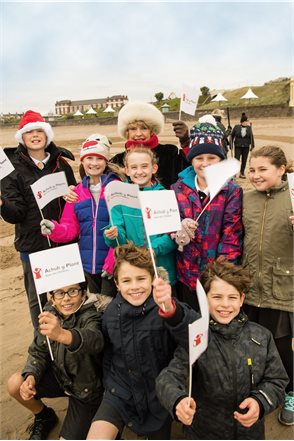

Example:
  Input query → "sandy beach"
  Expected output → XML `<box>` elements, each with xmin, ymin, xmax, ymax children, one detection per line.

<box><xmin>0</xmin><ymin>118</ymin><xmax>293</xmax><ymax>439</ymax></box>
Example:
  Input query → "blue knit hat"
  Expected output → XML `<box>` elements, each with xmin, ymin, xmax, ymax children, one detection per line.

<box><xmin>187</xmin><ymin>122</ymin><xmax>225</xmax><ymax>161</ymax></box>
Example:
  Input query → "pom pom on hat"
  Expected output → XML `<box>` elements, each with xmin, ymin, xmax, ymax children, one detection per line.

<box><xmin>187</xmin><ymin>122</ymin><xmax>225</xmax><ymax>162</ymax></box>
<box><xmin>15</xmin><ymin>110</ymin><xmax>54</xmax><ymax>147</ymax></box>
<box><xmin>80</xmin><ymin>133</ymin><xmax>112</xmax><ymax>161</ymax></box>
<box><xmin>198</xmin><ymin>114</ymin><xmax>217</xmax><ymax>126</ymax></box>
<box><xmin>117</xmin><ymin>101</ymin><xmax>164</xmax><ymax>139</ymax></box>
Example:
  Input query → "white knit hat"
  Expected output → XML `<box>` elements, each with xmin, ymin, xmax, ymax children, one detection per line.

<box><xmin>80</xmin><ymin>133</ymin><xmax>112</xmax><ymax>161</ymax></box>
<box><xmin>117</xmin><ymin>101</ymin><xmax>164</xmax><ymax>139</ymax></box>
<box><xmin>15</xmin><ymin>110</ymin><xmax>54</xmax><ymax>147</ymax></box>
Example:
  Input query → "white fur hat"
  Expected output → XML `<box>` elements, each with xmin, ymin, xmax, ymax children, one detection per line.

<box><xmin>15</xmin><ymin>110</ymin><xmax>54</xmax><ymax>147</ymax></box>
<box><xmin>117</xmin><ymin>101</ymin><xmax>164</xmax><ymax>139</ymax></box>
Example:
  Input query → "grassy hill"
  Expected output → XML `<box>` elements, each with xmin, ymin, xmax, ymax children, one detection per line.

<box><xmin>154</xmin><ymin>78</ymin><xmax>291</xmax><ymax>111</ymax></box>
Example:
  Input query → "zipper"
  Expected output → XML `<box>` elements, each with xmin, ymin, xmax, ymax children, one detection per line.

<box><xmin>257</xmin><ymin>194</ymin><xmax>269</xmax><ymax>307</ymax></box>
<box><xmin>92</xmin><ymin>199</ymin><xmax>99</xmax><ymax>274</ymax></box>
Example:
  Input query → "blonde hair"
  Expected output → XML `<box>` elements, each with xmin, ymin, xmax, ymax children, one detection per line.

<box><xmin>250</xmin><ymin>146</ymin><xmax>294</xmax><ymax>176</ymax></box>
<box><xmin>123</xmin><ymin>146</ymin><xmax>158</xmax><ymax>167</ymax></box>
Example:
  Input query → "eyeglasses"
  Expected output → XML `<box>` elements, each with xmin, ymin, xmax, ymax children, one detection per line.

<box><xmin>52</xmin><ymin>288</ymin><xmax>82</xmax><ymax>299</ymax></box>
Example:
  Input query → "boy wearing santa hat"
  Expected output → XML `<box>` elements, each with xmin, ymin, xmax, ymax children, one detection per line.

<box><xmin>0</xmin><ymin>110</ymin><xmax>76</xmax><ymax>330</ymax></box>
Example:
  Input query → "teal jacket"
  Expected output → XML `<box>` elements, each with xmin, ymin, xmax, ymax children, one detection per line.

<box><xmin>104</xmin><ymin>181</ymin><xmax>177</xmax><ymax>285</ymax></box>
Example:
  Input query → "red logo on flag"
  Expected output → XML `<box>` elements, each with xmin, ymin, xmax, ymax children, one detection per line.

<box><xmin>37</xmin><ymin>191</ymin><xmax>43</xmax><ymax>199</ymax></box>
<box><xmin>145</xmin><ymin>207</ymin><xmax>152</xmax><ymax>219</ymax></box>
<box><xmin>33</xmin><ymin>267</ymin><xmax>42</xmax><ymax>279</ymax></box>
<box><xmin>182</xmin><ymin>93</ymin><xmax>186</xmax><ymax>102</ymax></box>
<box><xmin>193</xmin><ymin>333</ymin><xmax>203</xmax><ymax>346</ymax></box>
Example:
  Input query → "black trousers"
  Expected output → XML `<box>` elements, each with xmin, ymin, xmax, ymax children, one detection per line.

<box><xmin>234</xmin><ymin>146</ymin><xmax>250</xmax><ymax>174</ymax></box>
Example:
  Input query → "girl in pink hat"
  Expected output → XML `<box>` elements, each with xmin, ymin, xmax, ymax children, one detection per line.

<box><xmin>40</xmin><ymin>134</ymin><xmax>125</xmax><ymax>303</ymax></box>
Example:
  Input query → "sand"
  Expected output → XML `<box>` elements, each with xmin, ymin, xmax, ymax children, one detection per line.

<box><xmin>0</xmin><ymin>118</ymin><xmax>293</xmax><ymax>439</ymax></box>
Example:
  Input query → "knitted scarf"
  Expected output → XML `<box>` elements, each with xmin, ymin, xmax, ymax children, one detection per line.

<box><xmin>125</xmin><ymin>134</ymin><xmax>159</xmax><ymax>150</ymax></box>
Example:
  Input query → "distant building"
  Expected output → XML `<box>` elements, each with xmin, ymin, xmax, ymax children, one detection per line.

<box><xmin>55</xmin><ymin>95</ymin><xmax>128</xmax><ymax>115</ymax></box>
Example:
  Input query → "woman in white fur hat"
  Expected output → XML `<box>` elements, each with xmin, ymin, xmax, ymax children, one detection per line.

<box><xmin>111</xmin><ymin>101</ymin><xmax>189</xmax><ymax>189</ymax></box>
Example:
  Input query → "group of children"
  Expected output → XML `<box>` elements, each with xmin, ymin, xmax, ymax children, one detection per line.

<box><xmin>1</xmin><ymin>102</ymin><xmax>293</xmax><ymax>440</ymax></box>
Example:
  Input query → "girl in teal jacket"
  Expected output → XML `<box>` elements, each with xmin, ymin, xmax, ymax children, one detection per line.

<box><xmin>104</xmin><ymin>147</ymin><xmax>177</xmax><ymax>285</ymax></box>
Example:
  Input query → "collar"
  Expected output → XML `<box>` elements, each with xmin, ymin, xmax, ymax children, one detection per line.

<box><xmin>195</xmin><ymin>176</ymin><xmax>209</xmax><ymax>195</ymax></box>
<box><xmin>30</xmin><ymin>152</ymin><xmax>51</xmax><ymax>166</ymax></box>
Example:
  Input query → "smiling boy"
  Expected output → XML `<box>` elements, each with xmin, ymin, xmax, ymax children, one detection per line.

<box><xmin>7</xmin><ymin>281</ymin><xmax>104</xmax><ymax>440</ymax></box>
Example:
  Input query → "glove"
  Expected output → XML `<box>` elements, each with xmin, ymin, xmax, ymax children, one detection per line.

<box><xmin>40</xmin><ymin>219</ymin><xmax>55</xmax><ymax>235</ymax></box>
<box><xmin>101</xmin><ymin>270</ymin><xmax>113</xmax><ymax>280</ymax></box>
<box><xmin>172</xmin><ymin>121</ymin><xmax>190</xmax><ymax>146</ymax></box>
<box><xmin>171</xmin><ymin>218</ymin><xmax>198</xmax><ymax>252</ymax></box>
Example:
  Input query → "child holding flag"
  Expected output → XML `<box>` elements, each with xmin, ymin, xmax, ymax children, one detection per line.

<box><xmin>87</xmin><ymin>242</ymin><xmax>195</xmax><ymax>440</ymax></box>
<box><xmin>171</xmin><ymin>122</ymin><xmax>243</xmax><ymax>310</ymax></box>
<box><xmin>155</xmin><ymin>260</ymin><xmax>288</xmax><ymax>440</ymax></box>
<box><xmin>7</xmin><ymin>281</ymin><xmax>104</xmax><ymax>440</ymax></box>
<box><xmin>242</xmin><ymin>146</ymin><xmax>294</xmax><ymax>426</ymax></box>
<box><xmin>0</xmin><ymin>110</ymin><xmax>76</xmax><ymax>329</ymax></box>
<box><xmin>104</xmin><ymin>147</ymin><xmax>178</xmax><ymax>288</ymax></box>
<box><xmin>40</xmin><ymin>134</ymin><xmax>125</xmax><ymax>300</ymax></box>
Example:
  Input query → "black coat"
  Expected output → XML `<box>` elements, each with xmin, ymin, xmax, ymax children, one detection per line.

<box><xmin>231</xmin><ymin>125</ymin><xmax>255</xmax><ymax>149</ymax></box>
<box><xmin>156</xmin><ymin>312</ymin><xmax>288</xmax><ymax>440</ymax></box>
<box><xmin>1</xmin><ymin>142</ymin><xmax>76</xmax><ymax>253</ymax></box>
<box><xmin>110</xmin><ymin>143</ymin><xmax>189</xmax><ymax>189</ymax></box>
<box><xmin>22</xmin><ymin>296</ymin><xmax>104</xmax><ymax>402</ymax></box>
<box><xmin>102</xmin><ymin>293</ymin><xmax>195</xmax><ymax>435</ymax></box>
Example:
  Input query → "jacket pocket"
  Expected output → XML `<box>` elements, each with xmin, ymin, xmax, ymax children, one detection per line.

<box><xmin>272</xmin><ymin>259</ymin><xmax>294</xmax><ymax>301</ymax></box>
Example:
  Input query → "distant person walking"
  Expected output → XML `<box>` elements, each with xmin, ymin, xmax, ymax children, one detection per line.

<box><xmin>231</xmin><ymin>113</ymin><xmax>255</xmax><ymax>178</ymax></box>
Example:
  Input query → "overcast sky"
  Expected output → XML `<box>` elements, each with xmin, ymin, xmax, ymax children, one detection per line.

<box><xmin>1</xmin><ymin>0</ymin><xmax>293</xmax><ymax>114</ymax></box>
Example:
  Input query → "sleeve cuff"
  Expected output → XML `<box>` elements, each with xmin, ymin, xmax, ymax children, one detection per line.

<box><xmin>158</xmin><ymin>300</ymin><xmax>184</xmax><ymax>326</ymax></box>
<box><xmin>67</xmin><ymin>329</ymin><xmax>82</xmax><ymax>351</ymax></box>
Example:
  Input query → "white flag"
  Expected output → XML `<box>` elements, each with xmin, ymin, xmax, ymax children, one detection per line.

<box><xmin>30</xmin><ymin>171</ymin><xmax>69</xmax><ymax>210</ymax></box>
<box><xmin>104</xmin><ymin>181</ymin><xmax>140</xmax><ymax>212</ymax></box>
<box><xmin>29</xmin><ymin>243</ymin><xmax>85</xmax><ymax>294</ymax></box>
<box><xmin>138</xmin><ymin>190</ymin><xmax>181</xmax><ymax>236</ymax></box>
<box><xmin>0</xmin><ymin>148</ymin><xmax>14</xmax><ymax>180</ymax></box>
<box><xmin>188</xmin><ymin>280</ymin><xmax>209</xmax><ymax>366</ymax></box>
<box><xmin>287</xmin><ymin>173</ymin><xmax>294</xmax><ymax>212</ymax></box>
<box><xmin>204</xmin><ymin>158</ymin><xmax>240</xmax><ymax>201</ymax></box>
<box><xmin>180</xmin><ymin>84</ymin><xmax>199</xmax><ymax>116</ymax></box>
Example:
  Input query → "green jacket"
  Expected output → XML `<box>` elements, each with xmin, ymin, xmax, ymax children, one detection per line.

<box><xmin>242</xmin><ymin>181</ymin><xmax>293</xmax><ymax>312</ymax></box>
<box><xmin>104</xmin><ymin>181</ymin><xmax>177</xmax><ymax>285</ymax></box>
<box><xmin>22</xmin><ymin>294</ymin><xmax>104</xmax><ymax>401</ymax></box>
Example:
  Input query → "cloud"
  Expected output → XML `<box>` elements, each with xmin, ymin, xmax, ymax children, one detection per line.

<box><xmin>1</xmin><ymin>1</ymin><xmax>293</xmax><ymax>113</ymax></box>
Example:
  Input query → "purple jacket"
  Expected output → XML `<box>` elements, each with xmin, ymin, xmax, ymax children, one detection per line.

<box><xmin>171</xmin><ymin>166</ymin><xmax>243</xmax><ymax>290</ymax></box>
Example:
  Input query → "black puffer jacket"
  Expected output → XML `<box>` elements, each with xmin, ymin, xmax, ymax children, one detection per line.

<box><xmin>156</xmin><ymin>312</ymin><xmax>288</xmax><ymax>440</ymax></box>
<box><xmin>102</xmin><ymin>293</ymin><xmax>195</xmax><ymax>436</ymax></box>
<box><xmin>1</xmin><ymin>143</ymin><xmax>76</xmax><ymax>253</ymax></box>
<box><xmin>111</xmin><ymin>143</ymin><xmax>189</xmax><ymax>189</ymax></box>
<box><xmin>22</xmin><ymin>294</ymin><xmax>104</xmax><ymax>402</ymax></box>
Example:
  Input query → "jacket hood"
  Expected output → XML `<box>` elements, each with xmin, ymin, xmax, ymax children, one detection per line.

<box><xmin>178</xmin><ymin>165</ymin><xmax>196</xmax><ymax>190</ymax></box>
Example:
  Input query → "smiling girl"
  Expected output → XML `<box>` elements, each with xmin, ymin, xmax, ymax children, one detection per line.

<box><xmin>104</xmin><ymin>147</ymin><xmax>177</xmax><ymax>287</ymax></box>
<box><xmin>242</xmin><ymin>145</ymin><xmax>294</xmax><ymax>425</ymax></box>
<box><xmin>40</xmin><ymin>134</ymin><xmax>124</xmax><ymax>298</ymax></box>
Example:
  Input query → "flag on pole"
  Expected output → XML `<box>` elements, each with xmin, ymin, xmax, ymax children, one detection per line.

<box><xmin>29</xmin><ymin>243</ymin><xmax>85</xmax><ymax>294</ymax></box>
<box><xmin>287</xmin><ymin>173</ymin><xmax>294</xmax><ymax>212</ymax></box>
<box><xmin>30</xmin><ymin>171</ymin><xmax>69</xmax><ymax>210</ymax></box>
<box><xmin>180</xmin><ymin>84</ymin><xmax>199</xmax><ymax>116</ymax></box>
<box><xmin>188</xmin><ymin>280</ymin><xmax>209</xmax><ymax>366</ymax></box>
<box><xmin>0</xmin><ymin>148</ymin><xmax>14</xmax><ymax>180</ymax></box>
<box><xmin>104</xmin><ymin>181</ymin><xmax>140</xmax><ymax>212</ymax></box>
<box><xmin>204</xmin><ymin>158</ymin><xmax>240</xmax><ymax>201</ymax></box>
<box><xmin>138</xmin><ymin>190</ymin><xmax>181</xmax><ymax>235</ymax></box>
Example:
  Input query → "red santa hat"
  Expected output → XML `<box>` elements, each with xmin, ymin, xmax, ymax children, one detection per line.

<box><xmin>80</xmin><ymin>133</ymin><xmax>112</xmax><ymax>161</ymax></box>
<box><xmin>15</xmin><ymin>110</ymin><xmax>54</xmax><ymax>147</ymax></box>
